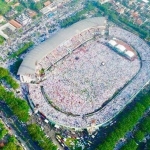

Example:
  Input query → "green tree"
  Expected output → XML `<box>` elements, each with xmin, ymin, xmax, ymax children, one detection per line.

<box><xmin>0</xmin><ymin>121</ymin><xmax>8</xmax><ymax>140</ymax></box>
<box><xmin>121</xmin><ymin>139</ymin><xmax>138</xmax><ymax>150</ymax></box>
<box><xmin>134</xmin><ymin>130</ymin><xmax>145</xmax><ymax>142</ymax></box>
<box><xmin>27</xmin><ymin>124</ymin><xmax>57</xmax><ymax>150</ymax></box>
<box><xmin>31</xmin><ymin>2</ymin><xmax>43</xmax><ymax>12</ymax></box>
<box><xmin>139</xmin><ymin>117</ymin><xmax>150</xmax><ymax>133</ymax></box>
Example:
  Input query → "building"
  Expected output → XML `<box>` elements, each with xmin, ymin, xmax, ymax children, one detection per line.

<box><xmin>44</xmin><ymin>1</ymin><xmax>51</xmax><ymax>7</ymax></box>
<box><xmin>27</xmin><ymin>10</ymin><xmax>37</xmax><ymax>18</ymax></box>
<box><xmin>40</xmin><ymin>5</ymin><xmax>57</xmax><ymax>15</ymax></box>
<box><xmin>99</xmin><ymin>0</ymin><xmax>111</xmax><ymax>4</ymax></box>
<box><xmin>33</xmin><ymin>0</ymin><xmax>40</xmax><ymax>2</ymax></box>
<box><xmin>0</xmin><ymin>22</ymin><xmax>16</xmax><ymax>39</ymax></box>
<box><xmin>16</xmin><ymin>14</ymin><xmax>32</xmax><ymax>26</ymax></box>
<box><xmin>5</xmin><ymin>10</ymin><xmax>16</xmax><ymax>18</ymax></box>
<box><xmin>9</xmin><ymin>19</ymin><xmax>22</xmax><ymax>28</ymax></box>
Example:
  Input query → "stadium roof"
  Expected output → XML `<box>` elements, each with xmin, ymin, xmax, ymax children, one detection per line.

<box><xmin>17</xmin><ymin>17</ymin><xmax>106</xmax><ymax>75</ymax></box>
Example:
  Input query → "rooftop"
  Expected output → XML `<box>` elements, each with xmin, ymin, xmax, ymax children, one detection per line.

<box><xmin>9</xmin><ymin>20</ymin><xmax>22</xmax><ymax>28</ymax></box>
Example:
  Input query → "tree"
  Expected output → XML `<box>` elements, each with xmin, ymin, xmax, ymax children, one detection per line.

<box><xmin>134</xmin><ymin>130</ymin><xmax>145</xmax><ymax>142</ymax></box>
<box><xmin>121</xmin><ymin>139</ymin><xmax>138</xmax><ymax>150</ymax></box>
<box><xmin>0</xmin><ymin>121</ymin><xmax>8</xmax><ymax>140</ymax></box>
<box><xmin>0</xmin><ymin>85</ymin><xmax>29</xmax><ymax>122</ymax></box>
<box><xmin>2</xmin><ymin>141</ymin><xmax>22</xmax><ymax>150</ymax></box>
<box><xmin>0</xmin><ymin>67</ymin><xmax>19</xmax><ymax>89</ymax></box>
<box><xmin>27</xmin><ymin>124</ymin><xmax>57</xmax><ymax>150</ymax></box>
<box><xmin>31</xmin><ymin>2</ymin><xmax>42</xmax><ymax>12</ymax></box>
<box><xmin>139</xmin><ymin>117</ymin><xmax>150</xmax><ymax>133</ymax></box>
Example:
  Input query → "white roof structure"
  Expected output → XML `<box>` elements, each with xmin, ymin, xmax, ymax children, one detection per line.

<box><xmin>108</xmin><ymin>40</ymin><xmax>117</xmax><ymax>47</ymax></box>
<box><xmin>55</xmin><ymin>125</ymin><xmax>60</xmax><ymax>129</ymax></box>
<box><xmin>17</xmin><ymin>17</ymin><xmax>106</xmax><ymax>75</ymax></box>
<box><xmin>142</xmin><ymin>0</ymin><xmax>149</xmax><ymax>3</ymax></box>
<box><xmin>125</xmin><ymin>51</ymin><xmax>135</xmax><ymax>58</ymax></box>
<box><xmin>40</xmin><ymin>5</ymin><xmax>57</xmax><ymax>14</ymax></box>
<box><xmin>115</xmin><ymin>44</ymin><xmax>126</xmax><ymax>52</ymax></box>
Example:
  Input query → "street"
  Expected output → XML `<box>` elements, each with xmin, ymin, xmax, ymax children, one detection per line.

<box><xmin>0</xmin><ymin>101</ymin><xmax>41</xmax><ymax>150</ymax></box>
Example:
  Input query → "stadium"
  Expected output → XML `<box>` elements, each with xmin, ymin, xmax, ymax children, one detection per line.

<box><xmin>18</xmin><ymin>17</ymin><xmax>150</xmax><ymax>130</ymax></box>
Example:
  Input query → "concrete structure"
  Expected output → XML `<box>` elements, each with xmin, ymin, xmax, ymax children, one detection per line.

<box><xmin>0</xmin><ymin>23</ymin><xmax>16</xmax><ymax>39</ymax></box>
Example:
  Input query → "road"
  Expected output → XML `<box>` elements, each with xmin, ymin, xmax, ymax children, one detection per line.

<box><xmin>29</xmin><ymin>114</ymin><xmax>64</xmax><ymax>150</ymax></box>
<box><xmin>0</xmin><ymin>101</ymin><xmax>41</xmax><ymax>150</ymax></box>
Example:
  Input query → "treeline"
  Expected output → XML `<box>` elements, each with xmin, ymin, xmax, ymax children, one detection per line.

<box><xmin>10</xmin><ymin>41</ymin><xmax>34</xmax><ymax>58</ymax></box>
<box><xmin>60</xmin><ymin>11</ymin><xmax>86</xmax><ymax>28</ymax></box>
<box><xmin>0</xmin><ymin>121</ymin><xmax>23</xmax><ymax>150</ymax></box>
<box><xmin>27</xmin><ymin>124</ymin><xmax>57</xmax><ymax>150</ymax></box>
<box><xmin>92</xmin><ymin>2</ymin><xmax>149</xmax><ymax>39</ymax></box>
<box><xmin>96</xmin><ymin>93</ymin><xmax>150</xmax><ymax>150</ymax></box>
<box><xmin>0</xmin><ymin>86</ymin><xmax>29</xmax><ymax>122</ymax></box>
<box><xmin>0</xmin><ymin>120</ymin><xmax>8</xmax><ymax>140</ymax></box>
<box><xmin>0</xmin><ymin>67</ymin><xmax>19</xmax><ymax>90</ymax></box>
<box><xmin>121</xmin><ymin>115</ymin><xmax>150</xmax><ymax>150</ymax></box>
<box><xmin>2</xmin><ymin>135</ymin><xmax>23</xmax><ymax>150</ymax></box>
<box><xmin>0</xmin><ymin>67</ymin><xmax>29</xmax><ymax>122</ymax></box>
<box><xmin>19</xmin><ymin>0</ymin><xmax>46</xmax><ymax>12</ymax></box>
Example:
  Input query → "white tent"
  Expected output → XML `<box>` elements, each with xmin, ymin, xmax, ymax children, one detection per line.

<box><xmin>115</xmin><ymin>44</ymin><xmax>126</xmax><ymax>52</ymax></box>
<box><xmin>108</xmin><ymin>40</ymin><xmax>117</xmax><ymax>47</ymax></box>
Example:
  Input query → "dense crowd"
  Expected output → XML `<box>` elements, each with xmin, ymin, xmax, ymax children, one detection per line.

<box><xmin>37</xmin><ymin>27</ymin><xmax>104</xmax><ymax>71</ymax></box>
<box><xmin>41</xmin><ymin>40</ymin><xmax>139</xmax><ymax>115</ymax></box>
<box><xmin>27</xmin><ymin>27</ymin><xmax>150</xmax><ymax>129</ymax></box>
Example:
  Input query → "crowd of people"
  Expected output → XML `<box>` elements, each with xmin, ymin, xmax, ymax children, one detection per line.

<box><xmin>40</xmin><ymin>40</ymin><xmax>139</xmax><ymax>115</ymax></box>
<box><xmin>37</xmin><ymin>26</ymin><xmax>104</xmax><ymax>71</ymax></box>
<box><xmin>27</xmin><ymin>26</ymin><xmax>150</xmax><ymax>129</ymax></box>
